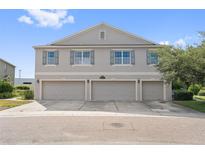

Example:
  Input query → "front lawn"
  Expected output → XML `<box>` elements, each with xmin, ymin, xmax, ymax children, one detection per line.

<box><xmin>0</xmin><ymin>100</ymin><xmax>31</xmax><ymax>108</ymax></box>
<box><xmin>174</xmin><ymin>100</ymin><xmax>205</xmax><ymax>113</ymax></box>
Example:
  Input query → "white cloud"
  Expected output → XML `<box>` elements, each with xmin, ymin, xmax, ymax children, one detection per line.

<box><xmin>18</xmin><ymin>15</ymin><xmax>33</xmax><ymax>24</ymax></box>
<box><xmin>18</xmin><ymin>10</ymin><xmax>75</xmax><ymax>28</ymax></box>
<box><xmin>174</xmin><ymin>38</ymin><xmax>186</xmax><ymax>48</ymax></box>
<box><xmin>159</xmin><ymin>41</ymin><xmax>170</xmax><ymax>45</ymax></box>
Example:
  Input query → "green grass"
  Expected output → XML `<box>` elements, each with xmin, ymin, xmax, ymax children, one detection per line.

<box><xmin>0</xmin><ymin>100</ymin><xmax>31</xmax><ymax>108</ymax></box>
<box><xmin>174</xmin><ymin>100</ymin><xmax>205</xmax><ymax>113</ymax></box>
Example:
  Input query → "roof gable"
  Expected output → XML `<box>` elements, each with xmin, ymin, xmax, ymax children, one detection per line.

<box><xmin>50</xmin><ymin>23</ymin><xmax>157</xmax><ymax>46</ymax></box>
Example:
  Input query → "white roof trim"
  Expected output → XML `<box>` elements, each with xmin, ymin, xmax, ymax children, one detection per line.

<box><xmin>33</xmin><ymin>45</ymin><xmax>163</xmax><ymax>49</ymax></box>
<box><xmin>48</xmin><ymin>22</ymin><xmax>158</xmax><ymax>46</ymax></box>
<box><xmin>0</xmin><ymin>58</ymin><xmax>15</xmax><ymax>67</ymax></box>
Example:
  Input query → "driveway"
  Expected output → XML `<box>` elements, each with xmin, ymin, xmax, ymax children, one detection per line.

<box><xmin>38</xmin><ymin>100</ymin><xmax>205</xmax><ymax>118</ymax></box>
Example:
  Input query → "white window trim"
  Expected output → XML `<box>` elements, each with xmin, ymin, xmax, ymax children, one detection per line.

<box><xmin>112</xmin><ymin>64</ymin><xmax>133</xmax><ymax>67</ymax></box>
<box><xmin>99</xmin><ymin>30</ymin><xmax>106</xmax><ymax>40</ymax></box>
<box><xmin>44</xmin><ymin>64</ymin><xmax>57</xmax><ymax>67</ymax></box>
<box><xmin>74</xmin><ymin>50</ymin><xmax>92</xmax><ymax>65</ymax></box>
<box><xmin>72</xmin><ymin>64</ymin><xmax>93</xmax><ymax>67</ymax></box>
<box><xmin>113</xmin><ymin>50</ymin><xmax>131</xmax><ymax>65</ymax></box>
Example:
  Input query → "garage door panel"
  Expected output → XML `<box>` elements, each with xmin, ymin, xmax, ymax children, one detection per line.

<box><xmin>42</xmin><ymin>81</ymin><xmax>85</xmax><ymax>100</ymax></box>
<box><xmin>92</xmin><ymin>81</ymin><xmax>136</xmax><ymax>101</ymax></box>
<box><xmin>142</xmin><ymin>81</ymin><xmax>163</xmax><ymax>101</ymax></box>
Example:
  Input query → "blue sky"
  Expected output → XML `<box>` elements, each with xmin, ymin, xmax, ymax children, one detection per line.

<box><xmin>0</xmin><ymin>9</ymin><xmax>205</xmax><ymax>78</ymax></box>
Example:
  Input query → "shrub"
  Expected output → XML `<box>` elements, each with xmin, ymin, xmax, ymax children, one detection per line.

<box><xmin>173</xmin><ymin>90</ymin><xmax>193</xmax><ymax>100</ymax></box>
<box><xmin>0</xmin><ymin>81</ymin><xmax>13</xmax><ymax>93</ymax></box>
<box><xmin>198</xmin><ymin>90</ymin><xmax>205</xmax><ymax>96</ymax></box>
<box><xmin>172</xmin><ymin>79</ymin><xmax>186</xmax><ymax>90</ymax></box>
<box><xmin>201</xmin><ymin>87</ymin><xmax>205</xmax><ymax>90</ymax></box>
<box><xmin>193</xmin><ymin>95</ymin><xmax>205</xmax><ymax>101</ymax></box>
<box><xmin>15</xmin><ymin>85</ymin><xmax>30</xmax><ymax>90</ymax></box>
<box><xmin>21</xmin><ymin>90</ymin><xmax>34</xmax><ymax>100</ymax></box>
<box><xmin>0</xmin><ymin>92</ymin><xmax>13</xmax><ymax>99</ymax></box>
<box><xmin>188</xmin><ymin>84</ymin><xmax>202</xmax><ymax>95</ymax></box>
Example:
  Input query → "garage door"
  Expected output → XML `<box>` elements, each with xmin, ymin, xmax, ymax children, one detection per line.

<box><xmin>42</xmin><ymin>81</ymin><xmax>85</xmax><ymax>100</ymax></box>
<box><xmin>91</xmin><ymin>81</ymin><xmax>136</xmax><ymax>101</ymax></box>
<box><xmin>142</xmin><ymin>81</ymin><xmax>163</xmax><ymax>101</ymax></box>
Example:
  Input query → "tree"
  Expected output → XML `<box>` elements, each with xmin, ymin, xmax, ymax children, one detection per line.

<box><xmin>156</xmin><ymin>41</ymin><xmax>205</xmax><ymax>88</ymax></box>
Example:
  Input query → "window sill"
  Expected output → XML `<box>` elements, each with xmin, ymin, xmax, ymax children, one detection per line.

<box><xmin>148</xmin><ymin>64</ymin><xmax>157</xmax><ymax>66</ymax></box>
<box><xmin>71</xmin><ymin>64</ymin><xmax>93</xmax><ymax>67</ymax></box>
<box><xmin>112</xmin><ymin>64</ymin><xmax>133</xmax><ymax>66</ymax></box>
<box><xmin>44</xmin><ymin>64</ymin><xmax>57</xmax><ymax>67</ymax></box>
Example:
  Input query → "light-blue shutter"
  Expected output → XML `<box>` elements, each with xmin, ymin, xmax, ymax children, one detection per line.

<box><xmin>91</xmin><ymin>50</ymin><xmax>95</xmax><ymax>65</ymax></box>
<box><xmin>131</xmin><ymin>50</ymin><xmax>135</xmax><ymax>65</ymax></box>
<box><xmin>110</xmin><ymin>51</ymin><xmax>115</xmax><ymax>65</ymax></box>
<box><xmin>42</xmin><ymin>51</ymin><xmax>47</xmax><ymax>65</ymax></box>
<box><xmin>70</xmin><ymin>51</ymin><xmax>74</xmax><ymax>65</ymax></box>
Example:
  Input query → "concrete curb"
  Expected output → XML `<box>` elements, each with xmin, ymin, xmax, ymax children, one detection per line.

<box><xmin>0</xmin><ymin>110</ymin><xmax>201</xmax><ymax>119</ymax></box>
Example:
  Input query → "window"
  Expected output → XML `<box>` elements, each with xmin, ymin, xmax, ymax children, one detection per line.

<box><xmin>114</xmin><ymin>50</ymin><xmax>131</xmax><ymax>64</ymax></box>
<box><xmin>74</xmin><ymin>51</ymin><xmax>91</xmax><ymax>64</ymax></box>
<box><xmin>47</xmin><ymin>51</ymin><xmax>55</xmax><ymax>65</ymax></box>
<box><xmin>99</xmin><ymin>31</ymin><xmax>105</xmax><ymax>40</ymax></box>
<box><xmin>43</xmin><ymin>51</ymin><xmax>59</xmax><ymax>65</ymax></box>
<box><xmin>147</xmin><ymin>51</ymin><xmax>158</xmax><ymax>65</ymax></box>
<box><xmin>4</xmin><ymin>64</ymin><xmax>7</xmax><ymax>73</ymax></box>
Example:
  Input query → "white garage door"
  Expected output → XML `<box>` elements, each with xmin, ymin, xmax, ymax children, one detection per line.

<box><xmin>91</xmin><ymin>81</ymin><xmax>136</xmax><ymax>101</ymax></box>
<box><xmin>142</xmin><ymin>81</ymin><xmax>163</xmax><ymax>101</ymax></box>
<box><xmin>42</xmin><ymin>81</ymin><xmax>85</xmax><ymax>100</ymax></box>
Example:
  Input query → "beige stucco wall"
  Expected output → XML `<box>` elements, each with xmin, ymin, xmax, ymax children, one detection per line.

<box><xmin>35</xmin><ymin>47</ymin><xmax>159</xmax><ymax>73</ymax></box>
<box><xmin>53</xmin><ymin>24</ymin><xmax>152</xmax><ymax>45</ymax></box>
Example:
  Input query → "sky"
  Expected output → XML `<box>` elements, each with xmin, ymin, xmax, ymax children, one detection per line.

<box><xmin>0</xmin><ymin>9</ymin><xmax>205</xmax><ymax>78</ymax></box>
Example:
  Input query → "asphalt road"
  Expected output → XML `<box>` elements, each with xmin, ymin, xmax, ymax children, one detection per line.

<box><xmin>1</xmin><ymin>115</ymin><xmax>205</xmax><ymax>144</ymax></box>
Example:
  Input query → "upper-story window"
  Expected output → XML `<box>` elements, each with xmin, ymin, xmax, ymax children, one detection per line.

<box><xmin>110</xmin><ymin>50</ymin><xmax>135</xmax><ymax>65</ymax></box>
<box><xmin>70</xmin><ymin>50</ymin><xmax>94</xmax><ymax>65</ymax></box>
<box><xmin>42</xmin><ymin>51</ymin><xmax>59</xmax><ymax>65</ymax></box>
<box><xmin>114</xmin><ymin>50</ymin><xmax>131</xmax><ymax>64</ymax></box>
<box><xmin>99</xmin><ymin>30</ymin><xmax>106</xmax><ymax>40</ymax></box>
<box><xmin>74</xmin><ymin>51</ymin><xmax>91</xmax><ymax>64</ymax></box>
<box><xmin>147</xmin><ymin>50</ymin><xmax>158</xmax><ymax>65</ymax></box>
<box><xmin>47</xmin><ymin>51</ymin><xmax>55</xmax><ymax>65</ymax></box>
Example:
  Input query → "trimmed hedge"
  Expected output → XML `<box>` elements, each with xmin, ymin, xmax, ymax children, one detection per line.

<box><xmin>0</xmin><ymin>81</ymin><xmax>14</xmax><ymax>99</ymax></box>
<box><xmin>0</xmin><ymin>81</ymin><xmax>13</xmax><ymax>93</ymax></box>
<box><xmin>20</xmin><ymin>90</ymin><xmax>34</xmax><ymax>100</ymax></box>
<box><xmin>173</xmin><ymin>90</ymin><xmax>193</xmax><ymax>100</ymax></box>
<box><xmin>201</xmin><ymin>87</ymin><xmax>205</xmax><ymax>90</ymax></box>
<box><xmin>198</xmin><ymin>90</ymin><xmax>205</xmax><ymax>96</ymax></box>
<box><xmin>15</xmin><ymin>85</ymin><xmax>30</xmax><ymax>90</ymax></box>
<box><xmin>0</xmin><ymin>92</ymin><xmax>13</xmax><ymax>99</ymax></box>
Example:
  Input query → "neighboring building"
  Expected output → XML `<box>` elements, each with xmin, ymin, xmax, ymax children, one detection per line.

<box><xmin>33</xmin><ymin>23</ymin><xmax>172</xmax><ymax>101</ymax></box>
<box><xmin>0</xmin><ymin>58</ymin><xmax>15</xmax><ymax>84</ymax></box>
<box><xmin>15</xmin><ymin>78</ymin><xmax>35</xmax><ymax>86</ymax></box>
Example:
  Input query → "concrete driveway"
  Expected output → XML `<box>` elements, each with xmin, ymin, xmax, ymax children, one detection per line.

<box><xmin>38</xmin><ymin>100</ymin><xmax>205</xmax><ymax>118</ymax></box>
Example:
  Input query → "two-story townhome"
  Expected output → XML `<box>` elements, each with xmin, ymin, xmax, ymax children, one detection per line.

<box><xmin>0</xmin><ymin>58</ymin><xmax>15</xmax><ymax>85</ymax></box>
<box><xmin>33</xmin><ymin>23</ymin><xmax>172</xmax><ymax>102</ymax></box>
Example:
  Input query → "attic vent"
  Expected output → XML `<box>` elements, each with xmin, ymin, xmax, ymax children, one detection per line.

<box><xmin>100</xmin><ymin>31</ymin><xmax>105</xmax><ymax>40</ymax></box>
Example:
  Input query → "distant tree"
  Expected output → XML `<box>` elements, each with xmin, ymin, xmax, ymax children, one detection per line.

<box><xmin>156</xmin><ymin>36</ymin><xmax>205</xmax><ymax>88</ymax></box>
